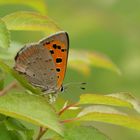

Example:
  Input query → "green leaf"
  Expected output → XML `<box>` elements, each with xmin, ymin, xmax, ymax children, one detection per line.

<box><xmin>0</xmin><ymin>91</ymin><xmax>63</xmax><ymax>136</ymax></box>
<box><xmin>5</xmin><ymin>117</ymin><xmax>34</xmax><ymax>140</ymax></box>
<box><xmin>68</xmin><ymin>50</ymin><xmax>121</xmax><ymax>75</ymax></box>
<box><xmin>0</xmin><ymin>59</ymin><xmax>42</xmax><ymax>95</ymax></box>
<box><xmin>2</xmin><ymin>11</ymin><xmax>61</xmax><ymax>34</ymax></box>
<box><xmin>0</xmin><ymin>122</ymin><xmax>16</xmax><ymax>140</ymax></box>
<box><xmin>79</xmin><ymin>94</ymin><xmax>133</xmax><ymax>108</ymax></box>
<box><xmin>5</xmin><ymin>117</ymin><xmax>29</xmax><ymax>131</ymax></box>
<box><xmin>108</xmin><ymin>92</ymin><xmax>140</xmax><ymax>114</ymax></box>
<box><xmin>55</xmin><ymin>125</ymin><xmax>110</xmax><ymax>140</ymax></box>
<box><xmin>0</xmin><ymin>113</ymin><xmax>6</xmax><ymax>121</ymax></box>
<box><xmin>0</xmin><ymin>0</ymin><xmax>47</xmax><ymax>14</ymax></box>
<box><xmin>0</xmin><ymin>70</ymin><xmax>5</xmax><ymax>90</ymax></box>
<box><xmin>0</xmin><ymin>19</ymin><xmax>10</xmax><ymax>48</ymax></box>
<box><xmin>78</xmin><ymin>105</ymin><xmax>140</xmax><ymax>132</ymax></box>
<box><xmin>0</xmin><ymin>122</ymin><xmax>24</xmax><ymax>140</ymax></box>
<box><xmin>9</xmin><ymin>130</ymin><xmax>24</xmax><ymax>140</ymax></box>
<box><xmin>0</xmin><ymin>41</ymin><xmax>24</xmax><ymax>60</ymax></box>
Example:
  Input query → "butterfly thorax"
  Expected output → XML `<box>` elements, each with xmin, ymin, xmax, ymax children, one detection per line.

<box><xmin>42</xmin><ymin>86</ymin><xmax>61</xmax><ymax>94</ymax></box>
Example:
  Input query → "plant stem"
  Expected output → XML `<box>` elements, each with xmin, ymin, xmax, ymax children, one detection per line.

<box><xmin>61</xmin><ymin>117</ymin><xmax>80</xmax><ymax>124</ymax></box>
<box><xmin>35</xmin><ymin>103</ymin><xmax>78</xmax><ymax>139</ymax></box>
<box><xmin>58</xmin><ymin>103</ymin><xmax>78</xmax><ymax>116</ymax></box>
<box><xmin>36</xmin><ymin>127</ymin><xmax>48</xmax><ymax>140</ymax></box>
<box><xmin>0</xmin><ymin>81</ymin><xmax>17</xmax><ymax>96</ymax></box>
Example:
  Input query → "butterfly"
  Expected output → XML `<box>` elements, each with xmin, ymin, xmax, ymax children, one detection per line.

<box><xmin>14</xmin><ymin>31</ymin><xmax>69</xmax><ymax>95</ymax></box>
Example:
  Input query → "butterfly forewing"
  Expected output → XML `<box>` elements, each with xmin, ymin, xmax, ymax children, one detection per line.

<box><xmin>39</xmin><ymin>31</ymin><xmax>69</xmax><ymax>89</ymax></box>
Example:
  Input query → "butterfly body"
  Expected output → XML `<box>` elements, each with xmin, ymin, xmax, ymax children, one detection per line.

<box><xmin>14</xmin><ymin>31</ymin><xmax>69</xmax><ymax>94</ymax></box>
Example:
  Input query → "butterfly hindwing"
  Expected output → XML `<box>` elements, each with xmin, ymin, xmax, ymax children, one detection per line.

<box><xmin>14</xmin><ymin>43</ymin><xmax>57</xmax><ymax>91</ymax></box>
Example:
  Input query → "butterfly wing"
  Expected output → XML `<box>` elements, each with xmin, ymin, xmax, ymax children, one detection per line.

<box><xmin>39</xmin><ymin>31</ymin><xmax>69</xmax><ymax>89</ymax></box>
<box><xmin>14</xmin><ymin>43</ymin><xmax>57</xmax><ymax>92</ymax></box>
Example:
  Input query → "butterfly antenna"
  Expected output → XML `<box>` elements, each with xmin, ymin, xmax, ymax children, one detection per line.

<box><xmin>63</xmin><ymin>82</ymin><xmax>87</xmax><ymax>91</ymax></box>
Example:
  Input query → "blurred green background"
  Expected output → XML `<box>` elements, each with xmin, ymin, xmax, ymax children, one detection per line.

<box><xmin>0</xmin><ymin>0</ymin><xmax>140</xmax><ymax>140</ymax></box>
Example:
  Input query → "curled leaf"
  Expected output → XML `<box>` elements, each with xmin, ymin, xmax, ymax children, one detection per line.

<box><xmin>108</xmin><ymin>92</ymin><xmax>140</xmax><ymax>114</ymax></box>
<box><xmin>79</xmin><ymin>93</ymin><xmax>132</xmax><ymax>108</ymax></box>
<box><xmin>78</xmin><ymin>105</ymin><xmax>140</xmax><ymax>132</ymax></box>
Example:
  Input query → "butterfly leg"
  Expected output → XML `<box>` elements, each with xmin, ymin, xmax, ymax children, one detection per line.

<box><xmin>47</xmin><ymin>93</ymin><xmax>58</xmax><ymax>103</ymax></box>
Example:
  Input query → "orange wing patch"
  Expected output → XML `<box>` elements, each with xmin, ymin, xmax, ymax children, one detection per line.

<box><xmin>43</xmin><ymin>40</ymin><xmax>68</xmax><ymax>88</ymax></box>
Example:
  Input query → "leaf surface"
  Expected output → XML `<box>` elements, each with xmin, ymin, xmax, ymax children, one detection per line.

<box><xmin>2</xmin><ymin>11</ymin><xmax>60</xmax><ymax>34</ymax></box>
<box><xmin>0</xmin><ymin>19</ymin><xmax>10</xmax><ymax>48</ymax></box>
<box><xmin>78</xmin><ymin>105</ymin><xmax>140</xmax><ymax>132</ymax></box>
<box><xmin>0</xmin><ymin>91</ymin><xmax>63</xmax><ymax>136</ymax></box>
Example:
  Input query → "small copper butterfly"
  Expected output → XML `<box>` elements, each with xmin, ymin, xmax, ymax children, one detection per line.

<box><xmin>14</xmin><ymin>31</ymin><xmax>69</xmax><ymax>95</ymax></box>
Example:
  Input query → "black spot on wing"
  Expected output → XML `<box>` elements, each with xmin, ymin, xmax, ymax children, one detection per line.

<box><xmin>53</xmin><ymin>44</ymin><xmax>61</xmax><ymax>49</ymax></box>
<box><xmin>57</xmin><ymin>46</ymin><xmax>61</xmax><ymax>49</ymax></box>
<box><xmin>43</xmin><ymin>41</ymin><xmax>50</xmax><ymax>46</ymax></box>
<box><xmin>53</xmin><ymin>44</ymin><xmax>57</xmax><ymax>49</ymax></box>
<box><xmin>50</xmin><ymin>50</ymin><xmax>54</xmax><ymax>54</ymax></box>
<box><xmin>56</xmin><ymin>68</ymin><xmax>60</xmax><ymax>72</ymax></box>
<box><xmin>61</xmin><ymin>49</ymin><xmax>67</xmax><ymax>52</ymax></box>
<box><xmin>56</xmin><ymin>58</ymin><xmax>62</xmax><ymax>63</ymax></box>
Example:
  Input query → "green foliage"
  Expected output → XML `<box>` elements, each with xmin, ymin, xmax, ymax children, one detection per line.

<box><xmin>0</xmin><ymin>1</ymin><xmax>139</xmax><ymax>140</ymax></box>
<box><xmin>5</xmin><ymin>117</ymin><xmax>34</xmax><ymax>140</ymax></box>
<box><xmin>56</xmin><ymin>126</ymin><xmax>110</xmax><ymax>140</ymax></box>
<box><xmin>0</xmin><ymin>122</ymin><xmax>24</xmax><ymax>140</ymax></box>
<box><xmin>77</xmin><ymin>93</ymin><xmax>140</xmax><ymax>132</ymax></box>
<box><xmin>0</xmin><ymin>91</ymin><xmax>63</xmax><ymax>136</ymax></box>
<box><xmin>78</xmin><ymin>105</ymin><xmax>140</xmax><ymax>132</ymax></box>
<box><xmin>69</xmin><ymin>50</ymin><xmax>121</xmax><ymax>75</ymax></box>
<box><xmin>0</xmin><ymin>70</ymin><xmax>4</xmax><ymax>90</ymax></box>
<box><xmin>79</xmin><ymin>93</ymin><xmax>132</xmax><ymax>108</ymax></box>
<box><xmin>0</xmin><ymin>19</ymin><xmax>10</xmax><ymax>48</ymax></box>
<box><xmin>0</xmin><ymin>0</ymin><xmax>47</xmax><ymax>14</ymax></box>
<box><xmin>2</xmin><ymin>11</ymin><xmax>60</xmax><ymax>34</ymax></box>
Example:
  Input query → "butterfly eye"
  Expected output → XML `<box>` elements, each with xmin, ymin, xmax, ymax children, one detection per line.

<box><xmin>60</xmin><ymin>86</ymin><xmax>64</xmax><ymax>92</ymax></box>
